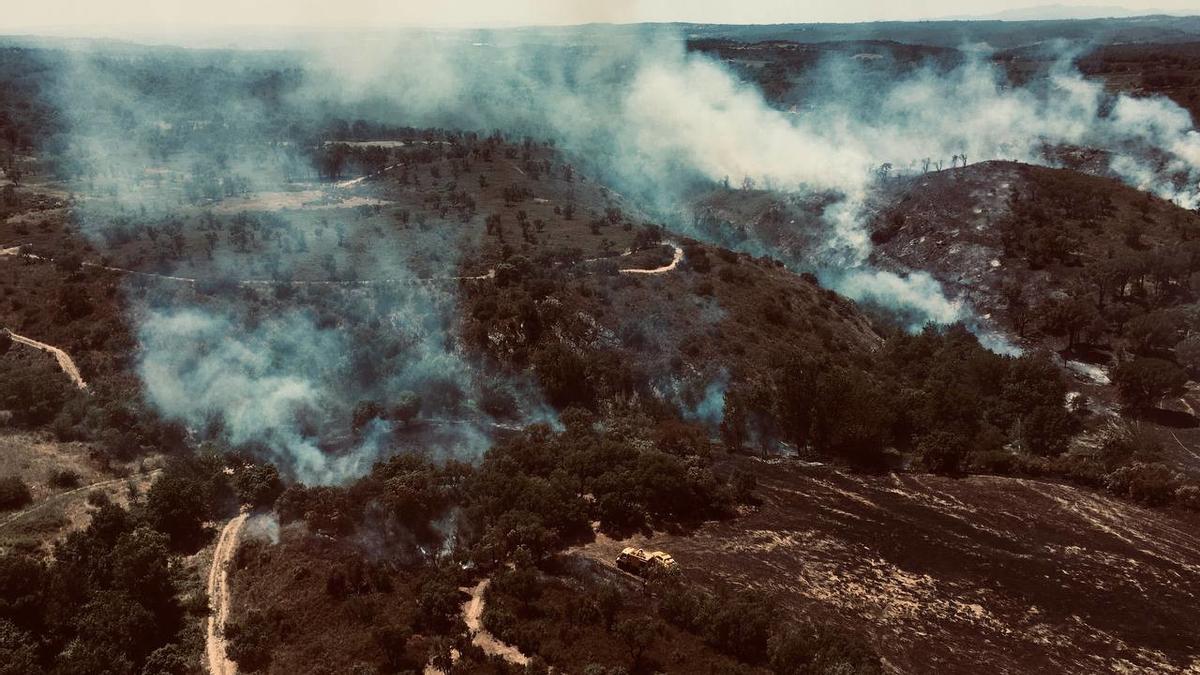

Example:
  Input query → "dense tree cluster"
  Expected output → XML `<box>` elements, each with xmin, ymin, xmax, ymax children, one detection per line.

<box><xmin>0</xmin><ymin>462</ymin><xmax>232</xmax><ymax>674</ymax></box>
<box><xmin>0</xmin><ymin>449</ymin><xmax>285</xmax><ymax>674</ymax></box>
<box><xmin>264</xmin><ymin>408</ymin><xmax>736</xmax><ymax>570</ymax></box>
<box><xmin>988</xmin><ymin>170</ymin><xmax>1200</xmax><ymax>392</ymax></box>
<box><xmin>719</xmin><ymin>324</ymin><xmax>1077</xmax><ymax>473</ymax></box>
<box><xmin>276</xmin><ymin>452</ymin><xmax>469</xmax><ymax>554</ymax></box>
<box><xmin>657</xmin><ymin>579</ymin><xmax>880</xmax><ymax>674</ymax></box>
<box><xmin>482</xmin><ymin>553</ymin><xmax>881</xmax><ymax>674</ymax></box>
<box><xmin>0</xmin><ymin>351</ymin><xmax>79</xmax><ymax>429</ymax></box>
<box><xmin>464</xmin><ymin>412</ymin><xmax>734</xmax><ymax>561</ymax></box>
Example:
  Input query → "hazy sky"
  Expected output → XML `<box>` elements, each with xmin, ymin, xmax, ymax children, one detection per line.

<box><xmin>4</xmin><ymin>0</ymin><xmax>1198</xmax><ymax>33</ymax></box>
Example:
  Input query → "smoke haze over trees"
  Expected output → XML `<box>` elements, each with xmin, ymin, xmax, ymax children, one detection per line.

<box><xmin>10</xmin><ymin>24</ymin><xmax>1194</xmax><ymax>481</ymax></box>
<box><xmin>3</xmin><ymin>13</ymin><xmax>1200</xmax><ymax>674</ymax></box>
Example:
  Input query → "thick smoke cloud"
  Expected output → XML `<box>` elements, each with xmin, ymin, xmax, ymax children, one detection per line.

<box><xmin>135</xmin><ymin>282</ymin><xmax>520</xmax><ymax>484</ymax></box>
<box><xmin>49</xmin><ymin>26</ymin><xmax>1200</xmax><ymax>480</ymax></box>
<box><xmin>50</xmin><ymin>44</ymin><xmax>552</xmax><ymax>484</ymax></box>
<box><xmin>138</xmin><ymin>308</ymin><xmax>344</xmax><ymax>480</ymax></box>
<box><xmin>301</xmin><ymin>31</ymin><xmax>1199</xmax><ymax>333</ymax></box>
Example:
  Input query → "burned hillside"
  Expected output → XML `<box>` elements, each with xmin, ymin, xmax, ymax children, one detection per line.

<box><xmin>1</xmin><ymin>15</ymin><xmax>1199</xmax><ymax>675</ymax></box>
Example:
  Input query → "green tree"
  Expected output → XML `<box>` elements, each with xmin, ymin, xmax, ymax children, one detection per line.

<box><xmin>532</xmin><ymin>343</ymin><xmax>592</xmax><ymax>409</ymax></box>
<box><xmin>416</xmin><ymin>575</ymin><xmax>463</xmax><ymax>633</ymax></box>
<box><xmin>110</xmin><ymin>527</ymin><xmax>180</xmax><ymax>631</ymax></box>
<box><xmin>915</xmin><ymin>431</ymin><xmax>969</xmax><ymax>474</ymax></box>
<box><xmin>141</xmin><ymin>468</ymin><xmax>211</xmax><ymax>552</ymax></box>
<box><xmin>615</xmin><ymin>616</ymin><xmax>661</xmax><ymax>671</ymax></box>
<box><xmin>1124</xmin><ymin>311</ymin><xmax>1181</xmax><ymax>355</ymax></box>
<box><xmin>140</xmin><ymin>643</ymin><xmax>192</xmax><ymax>675</ymax></box>
<box><xmin>0</xmin><ymin>554</ymin><xmax>46</xmax><ymax>633</ymax></box>
<box><xmin>1112</xmin><ymin>358</ymin><xmax>1188</xmax><ymax>411</ymax></box>
<box><xmin>225</xmin><ymin>610</ymin><xmax>273</xmax><ymax>673</ymax></box>
<box><xmin>1176</xmin><ymin>335</ymin><xmax>1200</xmax><ymax>377</ymax></box>
<box><xmin>1040</xmin><ymin>296</ymin><xmax>1100</xmax><ymax>349</ymax></box>
<box><xmin>810</xmin><ymin>368</ymin><xmax>894</xmax><ymax>467</ymax></box>
<box><xmin>66</xmin><ymin>591</ymin><xmax>159</xmax><ymax>672</ymax></box>
<box><xmin>1019</xmin><ymin>405</ymin><xmax>1076</xmax><ymax>457</ymax></box>
<box><xmin>233</xmin><ymin>463</ymin><xmax>283</xmax><ymax>509</ymax></box>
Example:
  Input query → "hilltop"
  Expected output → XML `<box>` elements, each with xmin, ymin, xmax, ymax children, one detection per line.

<box><xmin>864</xmin><ymin>160</ymin><xmax>1199</xmax><ymax>351</ymax></box>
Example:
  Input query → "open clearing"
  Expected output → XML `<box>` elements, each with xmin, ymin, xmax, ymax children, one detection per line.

<box><xmin>0</xmin><ymin>432</ymin><xmax>161</xmax><ymax>554</ymax></box>
<box><xmin>572</xmin><ymin>458</ymin><xmax>1200</xmax><ymax>674</ymax></box>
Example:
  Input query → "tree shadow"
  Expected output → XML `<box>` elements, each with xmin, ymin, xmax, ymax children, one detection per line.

<box><xmin>1132</xmin><ymin>407</ymin><xmax>1198</xmax><ymax>429</ymax></box>
<box><xmin>1060</xmin><ymin>343</ymin><xmax>1113</xmax><ymax>366</ymax></box>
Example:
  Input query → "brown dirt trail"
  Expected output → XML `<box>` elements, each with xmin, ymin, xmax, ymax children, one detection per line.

<box><xmin>463</xmin><ymin>579</ymin><xmax>529</xmax><ymax>666</ymax></box>
<box><xmin>4</xmin><ymin>328</ymin><xmax>88</xmax><ymax>389</ymax></box>
<box><xmin>207</xmin><ymin>512</ymin><xmax>248</xmax><ymax>675</ymax></box>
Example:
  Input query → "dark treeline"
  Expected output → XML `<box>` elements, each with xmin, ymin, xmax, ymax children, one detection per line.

<box><xmin>481</xmin><ymin>552</ymin><xmax>880</xmax><ymax>674</ymax></box>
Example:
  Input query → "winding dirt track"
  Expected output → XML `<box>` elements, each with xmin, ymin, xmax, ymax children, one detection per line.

<box><xmin>620</xmin><ymin>241</ymin><xmax>684</xmax><ymax>275</ymax></box>
<box><xmin>4</xmin><ymin>328</ymin><xmax>87</xmax><ymax>390</ymax></box>
<box><xmin>2</xmin><ymin>236</ymin><xmax>682</xmax><ymax>288</ymax></box>
<box><xmin>462</xmin><ymin>579</ymin><xmax>529</xmax><ymax>666</ymax></box>
<box><xmin>0</xmin><ymin>469</ymin><xmax>161</xmax><ymax>531</ymax></box>
<box><xmin>207</xmin><ymin>512</ymin><xmax>248</xmax><ymax>675</ymax></box>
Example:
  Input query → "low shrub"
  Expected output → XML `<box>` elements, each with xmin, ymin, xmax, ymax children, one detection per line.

<box><xmin>0</xmin><ymin>476</ymin><xmax>32</xmax><ymax>511</ymax></box>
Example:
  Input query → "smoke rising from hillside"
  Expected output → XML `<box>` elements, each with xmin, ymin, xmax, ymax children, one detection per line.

<box><xmin>134</xmin><ymin>287</ymin><xmax>521</xmax><ymax>484</ymax></box>
<box><xmin>304</xmin><ymin>31</ymin><xmax>1199</xmax><ymax>329</ymax></box>
<box><xmin>47</xmin><ymin>28</ymin><xmax>1200</xmax><ymax>480</ymax></box>
<box><xmin>138</xmin><ymin>308</ymin><xmax>343</xmax><ymax>480</ymax></box>
<box><xmin>50</xmin><ymin>47</ymin><xmax>552</xmax><ymax>484</ymax></box>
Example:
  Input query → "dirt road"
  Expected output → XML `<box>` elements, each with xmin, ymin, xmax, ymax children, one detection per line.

<box><xmin>207</xmin><ymin>512</ymin><xmax>248</xmax><ymax>675</ymax></box>
<box><xmin>4</xmin><ymin>229</ymin><xmax>674</xmax><ymax>287</ymax></box>
<box><xmin>462</xmin><ymin>579</ymin><xmax>529</xmax><ymax>667</ymax></box>
<box><xmin>336</xmin><ymin>164</ymin><xmax>398</xmax><ymax>188</ymax></box>
<box><xmin>4</xmin><ymin>328</ymin><xmax>87</xmax><ymax>390</ymax></box>
<box><xmin>620</xmin><ymin>242</ymin><xmax>683</xmax><ymax>275</ymax></box>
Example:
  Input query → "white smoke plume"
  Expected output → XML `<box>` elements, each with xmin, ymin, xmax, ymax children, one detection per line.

<box><xmin>44</xmin><ymin>26</ymin><xmax>1200</xmax><ymax>479</ymax></box>
<box><xmin>137</xmin><ymin>308</ymin><xmax>344</xmax><ymax>480</ymax></box>
<box><xmin>298</xmin><ymin>31</ymin><xmax>1199</xmax><ymax>336</ymax></box>
<box><xmin>136</xmin><ymin>295</ymin><xmax>534</xmax><ymax>484</ymax></box>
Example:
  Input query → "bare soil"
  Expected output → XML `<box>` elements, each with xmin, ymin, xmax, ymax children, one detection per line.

<box><xmin>463</xmin><ymin>579</ymin><xmax>529</xmax><ymax>666</ymax></box>
<box><xmin>4</xmin><ymin>328</ymin><xmax>88</xmax><ymax>389</ymax></box>
<box><xmin>207</xmin><ymin>512</ymin><xmax>248</xmax><ymax>675</ymax></box>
